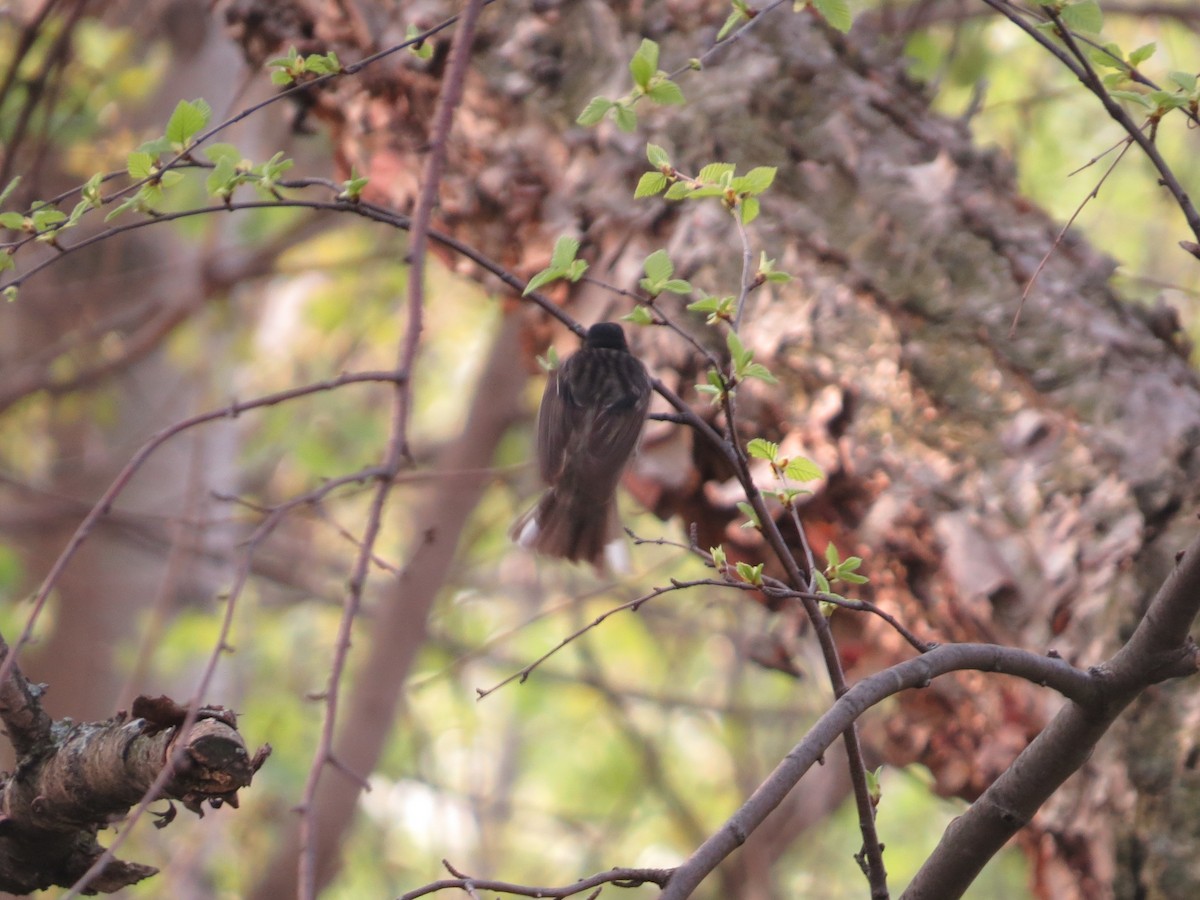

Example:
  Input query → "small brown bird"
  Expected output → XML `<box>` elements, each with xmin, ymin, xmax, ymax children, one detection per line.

<box><xmin>512</xmin><ymin>322</ymin><xmax>651</xmax><ymax>572</ymax></box>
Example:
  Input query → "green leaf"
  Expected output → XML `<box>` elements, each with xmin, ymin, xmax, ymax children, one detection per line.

<box><xmin>137</xmin><ymin>136</ymin><xmax>173</xmax><ymax>157</ymax></box>
<box><xmin>735</xmin><ymin>561</ymin><xmax>764</xmax><ymax>585</ymax></box>
<box><xmin>697</xmin><ymin>162</ymin><xmax>735</xmax><ymax>184</ymax></box>
<box><xmin>31</xmin><ymin>207</ymin><xmax>66</xmax><ymax>230</ymax></box>
<box><xmin>758</xmin><ymin>252</ymin><xmax>792</xmax><ymax>285</ymax></box>
<box><xmin>777</xmin><ymin>486</ymin><xmax>811</xmax><ymax>506</ymax></box>
<box><xmin>550</xmin><ymin>235</ymin><xmax>580</xmax><ymax>268</ymax></box>
<box><xmin>65</xmin><ymin>199</ymin><xmax>90</xmax><ymax>227</ymax></box>
<box><xmin>1109</xmin><ymin>90</ymin><xmax>1153</xmax><ymax>108</ymax></box>
<box><xmin>747</xmin><ymin>438</ymin><xmax>779</xmax><ymax>461</ymax></box>
<box><xmin>1168</xmin><ymin>71</ymin><xmax>1198</xmax><ymax>93</ymax></box>
<box><xmin>267</xmin><ymin>47</ymin><xmax>300</xmax><ymax>70</ymax></box>
<box><xmin>710</xmin><ymin>545</ymin><xmax>727</xmax><ymax>570</ymax></box>
<box><xmin>643</xmin><ymin>249</ymin><xmax>674</xmax><ymax>283</ymax></box>
<box><xmin>0</xmin><ymin>176</ymin><xmax>21</xmax><ymax>208</ymax></box>
<box><xmin>736</xmin><ymin>501</ymin><xmax>761</xmax><ymax>529</ymax></box>
<box><xmin>339</xmin><ymin>167</ymin><xmax>369</xmax><ymax>201</ymax></box>
<box><xmin>405</xmin><ymin>24</ymin><xmax>435</xmax><ymax>60</ymax></box>
<box><xmin>0</xmin><ymin>211</ymin><xmax>25</xmax><ymax>230</ymax></box>
<box><xmin>629</xmin><ymin>39</ymin><xmax>659</xmax><ymax>90</ymax></box>
<box><xmin>1088</xmin><ymin>42</ymin><xmax>1126</xmax><ymax>70</ymax></box>
<box><xmin>577</xmin><ymin>96</ymin><xmax>614</xmax><ymax>126</ymax></box>
<box><xmin>840</xmin><ymin>572</ymin><xmax>869</xmax><ymax>585</ymax></box>
<box><xmin>687</xmin><ymin>296</ymin><xmax>721</xmax><ymax>313</ymax></box>
<box><xmin>165</xmin><ymin>98</ymin><xmax>211</xmax><ymax>150</ymax></box>
<box><xmin>204</xmin><ymin>143</ymin><xmax>243</xmax><ymax>165</ymax></box>
<box><xmin>812</xmin><ymin>569</ymin><xmax>831</xmax><ymax>594</ymax></box>
<box><xmin>524</xmin><ymin>269</ymin><xmax>559</xmax><ymax>296</ymax></box>
<box><xmin>717</xmin><ymin>8</ymin><xmax>749</xmax><ymax>41</ymax></box>
<box><xmin>1060</xmin><ymin>0</ymin><xmax>1103</xmax><ymax>34</ymax></box>
<box><xmin>566</xmin><ymin>259</ymin><xmax>589</xmax><ymax>282</ymax></box>
<box><xmin>305</xmin><ymin>50</ymin><xmax>341</xmax><ymax>74</ymax></box>
<box><xmin>825</xmin><ymin>542</ymin><xmax>841</xmax><ymax>568</ymax></box>
<box><xmin>206</xmin><ymin>156</ymin><xmax>238</xmax><ymax>198</ymax></box>
<box><xmin>623</xmin><ymin>306</ymin><xmax>654</xmax><ymax>325</ymax></box>
<box><xmin>726</xmin><ymin>330</ymin><xmax>751</xmax><ymax>367</ymax></box>
<box><xmin>635</xmin><ymin>172</ymin><xmax>668</xmax><ymax>198</ymax></box>
<box><xmin>1127</xmin><ymin>42</ymin><xmax>1156</xmax><ymax>67</ymax></box>
<box><xmin>742</xmin><ymin>361</ymin><xmax>778</xmax><ymax>384</ymax></box>
<box><xmin>663</xmin><ymin>181</ymin><xmax>693</xmax><ymax>200</ymax></box>
<box><xmin>813</xmin><ymin>0</ymin><xmax>853</xmax><ymax>33</ymax></box>
<box><xmin>104</xmin><ymin>186</ymin><xmax>153</xmax><ymax>222</ymax></box>
<box><xmin>784</xmin><ymin>456</ymin><xmax>824</xmax><ymax>482</ymax></box>
<box><xmin>537</xmin><ymin>346</ymin><xmax>560</xmax><ymax>371</ymax></box>
<box><xmin>736</xmin><ymin>166</ymin><xmax>777</xmax><ymax>195</ymax></box>
<box><xmin>661</xmin><ymin>279</ymin><xmax>692</xmax><ymax>294</ymax></box>
<box><xmin>688</xmin><ymin>294</ymin><xmax>735</xmax><ymax>324</ymax></box>
<box><xmin>613</xmin><ymin>105</ymin><xmax>638</xmax><ymax>132</ymax></box>
<box><xmin>1148</xmin><ymin>90</ymin><xmax>1189</xmax><ymax>110</ymax></box>
<box><xmin>270</xmin><ymin>69</ymin><xmax>295</xmax><ymax>86</ymax></box>
<box><xmin>646</xmin><ymin>143</ymin><xmax>671</xmax><ymax>168</ymax></box>
<box><xmin>740</xmin><ymin>196</ymin><xmax>760</xmax><ymax>224</ymax></box>
<box><xmin>646</xmin><ymin>80</ymin><xmax>685</xmax><ymax>106</ymax></box>
<box><xmin>126</xmin><ymin>151</ymin><xmax>155</xmax><ymax>180</ymax></box>
<box><xmin>697</xmin><ymin>368</ymin><xmax>727</xmax><ymax>403</ymax></box>
<box><xmin>3</xmin><ymin>282</ymin><xmax>17</xmax><ymax>299</ymax></box>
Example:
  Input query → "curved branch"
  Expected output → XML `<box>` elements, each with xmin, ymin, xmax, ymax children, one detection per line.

<box><xmin>980</xmin><ymin>0</ymin><xmax>1200</xmax><ymax>244</ymax></box>
<box><xmin>399</xmin><ymin>862</ymin><xmax>672</xmax><ymax>900</ymax></box>
<box><xmin>0</xmin><ymin>371</ymin><xmax>405</xmax><ymax>698</ymax></box>
<box><xmin>662</xmin><ymin>641</ymin><xmax>1104</xmax><ymax>899</ymax></box>
<box><xmin>903</xmin><ymin>532</ymin><xmax>1200</xmax><ymax>899</ymax></box>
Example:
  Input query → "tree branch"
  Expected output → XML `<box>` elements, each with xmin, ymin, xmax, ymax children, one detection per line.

<box><xmin>903</xmin><ymin>532</ymin><xmax>1200</xmax><ymax>899</ymax></box>
<box><xmin>660</xmin><ymin>639</ymin><xmax>1101</xmax><ymax>898</ymax></box>
<box><xmin>0</xmin><ymin>632</ymin><xmax>267</xmax><ymax>895</ymax></box>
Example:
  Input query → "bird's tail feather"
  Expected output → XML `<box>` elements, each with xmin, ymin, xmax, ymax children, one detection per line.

<box><xmin>511</xmin><ymin>489</ymin><xmax>625</xmax><ymax>573</ymax></box>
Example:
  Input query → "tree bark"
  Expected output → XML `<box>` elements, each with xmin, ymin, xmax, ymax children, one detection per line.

<box><xmin>206</xmin><ymin>1</ymin><xmax>1199</xmax><ymax>895</ymax></box>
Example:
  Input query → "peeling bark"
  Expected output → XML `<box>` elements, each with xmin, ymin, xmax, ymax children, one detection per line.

<box><xmin>215</xmin><ymin>1</ymin><xmax>1200</xmax><ymax>896</ymax></box>
<box><xmin>0</xmin><ymin>637</ymin><xmax>267</xmax><ymax>894</ymax></box>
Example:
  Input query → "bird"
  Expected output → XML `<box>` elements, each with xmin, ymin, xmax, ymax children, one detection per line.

<box><xmin>511</xmin><ymin>322</ymin><xmax>651</xmax><ymax>573</ymax></box>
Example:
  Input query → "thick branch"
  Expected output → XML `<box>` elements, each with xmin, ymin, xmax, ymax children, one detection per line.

<box><xmin>903</xmin><ymin>532</ymin><xmax>1200</xmax><ymax>899</ymax></box>
<box><xmin>660</xmin><ymin>641</ymin><xmax>1098</xmax><ymax>898</ymax></box>
<box><xmin>0</xmin><ymin>689</ymin><xmax>266</xmax><ymax>894</ymax></box>
<box><xmin>0</xmin><ymin>632</ymin><xmax>52</xmax><ymax>757</ymax></box>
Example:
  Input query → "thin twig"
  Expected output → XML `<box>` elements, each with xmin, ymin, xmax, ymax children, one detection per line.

<box><xmin>475</xmin><ymin>578</ymin><xmax>723</xmax><ymax>699</ymax></box>
<box><xmin>1010</xmin><ymin>136</ymin><xmax>1136</xmax><ymax>334</ymax></box>
<box><xmin>0</xmin><ymin>371</ymin><xmax>403</xmax><ymax>698</ymax></box>
<box><xmin>398</xmin><ymin>862</ymin><xmax>672</xmax><ymax>900</ymax></box>
<box><xmin>981</xmin><ymin>0</ymin><xmax>1200</xmax><ymax>244</ymax></box>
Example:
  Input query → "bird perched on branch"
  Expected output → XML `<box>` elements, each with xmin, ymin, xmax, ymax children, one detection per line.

<box><xmin>512</xmin><ymin>322</ymin><xmax>651</xmax><ymax>573</ymax></box>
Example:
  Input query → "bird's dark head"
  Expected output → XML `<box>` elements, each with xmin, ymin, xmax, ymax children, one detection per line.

<box><xmin>584</xmin><ymin>322</ymin><xmax>629</xmax><ymax>351</ymax></box>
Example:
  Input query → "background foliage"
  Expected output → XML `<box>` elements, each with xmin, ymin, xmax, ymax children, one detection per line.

<box><xmin>0</xmin><ymin>1</ymin><xmax>1198</xmax><ymax>897</ymax></box>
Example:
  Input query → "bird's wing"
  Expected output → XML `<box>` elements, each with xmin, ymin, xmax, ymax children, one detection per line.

<box><xmin>535</xmin><ymin>363</ymin><xmax>579</xmax><ymax>484</ymax></box>
<box><xmin>536</xmin><ymin>350</ymin><xmax>650</xmax><ymax>490</ymax></box>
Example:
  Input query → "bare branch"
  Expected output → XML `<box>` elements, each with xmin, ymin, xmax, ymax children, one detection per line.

<box><xmin>662</xmin><ymin>641</ymin><xmax>1108</xmax><ymax>898</ymax></box>
<box><xmin>903</xmin><ymin>533</ymin><xmax>1200</xmax><ymax>899</ymax></box>
<box><xmin>398</xmin><ymin>861</ymin><xmax>672</xmax><ymax>900</ymax></box>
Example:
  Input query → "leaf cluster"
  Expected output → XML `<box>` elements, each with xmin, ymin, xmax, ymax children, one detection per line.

<box><xmin>523</xmin><ymin>236</ymin><xmax>588</xmax><ymax>295</ymax></box>
<box><xmin>577</xmin><ymin>40</ymin><xmax>686</xmax><ymax>133</ymax></box>
<box><xmin>267</xmin><ymin>47</ymin><xmax>342</xmax><ymax>85</ymax></box>
<box><xmin>636</xmin><ymin>144</ymin><xmax>777</xmax><ymax>225</ymax></box>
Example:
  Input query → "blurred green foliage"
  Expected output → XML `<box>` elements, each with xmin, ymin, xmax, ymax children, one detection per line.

<box><xmin>4</xmin><ymin>2</ymin><xmax>1198</xmax><ymax>897</ymax></box>
<box><xmin>905</xmin><ymin>8</ymin><xmax>1200</xmax><ymax>331</ymax></box>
